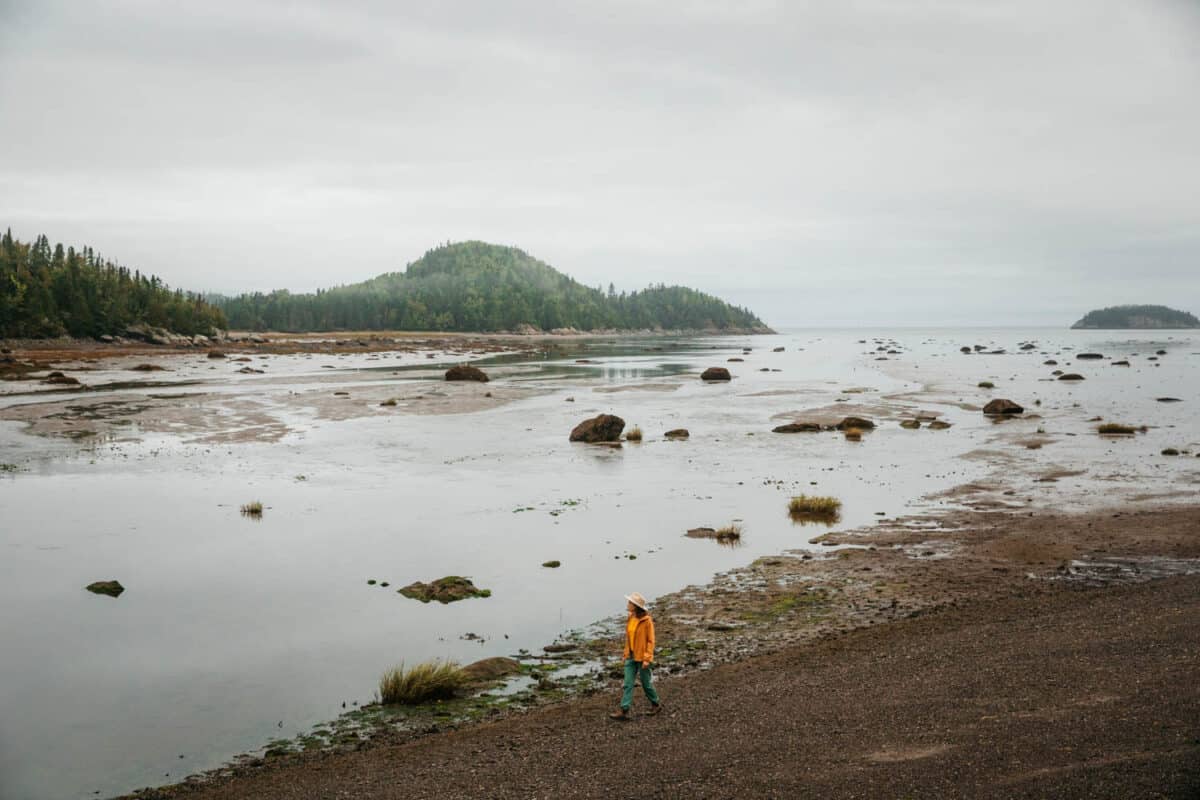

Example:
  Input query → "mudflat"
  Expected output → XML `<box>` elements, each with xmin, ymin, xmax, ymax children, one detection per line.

<box><xmin>133</xmin><ymin>508</ymin><xmax>1200</xmax><ymax>800</ymax></box>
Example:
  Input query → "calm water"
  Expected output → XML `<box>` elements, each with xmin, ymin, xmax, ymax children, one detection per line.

<box><xmin>1</xmin><ymin>328</ymin><xmax>1197</xmax><ymax>799</ymax></box>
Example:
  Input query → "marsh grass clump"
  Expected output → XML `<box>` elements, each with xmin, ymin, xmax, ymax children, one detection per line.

<box><xmin>240</xmin><ymin>501</ymin><xmax>264</xmax><ymax>517</ymax></box>
<box><xmin>1097</xmin><ymin>423</ymin><xmax>1137</xmax><ymax>435</ymax></box>
<box><xmin>789</xmin><ymin>495</ymin><xmax>842</xmax><ymax>520</ymax></box>
<box><xmin>625</xmin><ymin>426</ymin><xmax>643</xmax><ymax>442</ymax></box>
<box><xmin>715</xmin><ymin>524</ymin><xmax>742</xmax><ymax>542</ymax></box>
<box><xmin>379</xmin><ymin>660</ymin><xmax>468</xmax><ymax>705</ymax></box>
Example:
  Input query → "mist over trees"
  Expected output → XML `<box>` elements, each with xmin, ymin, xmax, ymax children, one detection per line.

<box><xmin>0</xmin><ymin>229</ymin><xmax>226</xmax><ymax>338</ymax></box>
<box><xmin>213</xmin><ymin>241</ymin><xmax>769</xmax><ymax>333</ymax></box>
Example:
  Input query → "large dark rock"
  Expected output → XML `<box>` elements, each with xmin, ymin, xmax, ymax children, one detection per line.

<box><xmin>773</xmin><ymin>422</ymin><xmax>824</xmax><ymax>433</ymax></box>
<box><xmin>569</xmin><ymin>414</ymin><xmax>625</xmax><ymax>443</ymax></box>
<box><xmin>86</xmin><ymin>580</ymin><xmax>125</xmax><ymax>598</ymax></box>
<box><xmin>399</xmin><ymin>576</ymin><xmax>491</xmax><ymax>604</ymax></box>
<box><xmin>983</xmin><ymin>399</ymin><xmax>1024</xmax><ymax>415</ymax></box>
<box><xmin>835</xmin><ymin>416</ymin><xmax>876</xmax><ymax>430</ymax></box>
<box><xmin>445</xmin><ymin>365</ymin><xmax>489</xmax><ymax>382</ymax></box>
<box><xmin>700</xmin><ymin>367</ymin><xmax>731</xmax><ymax>381</ymax></box>
<box><xmin>461</xmin><ymin>656</ymin><xmax>522</xmax><ymax>683</ymax></box>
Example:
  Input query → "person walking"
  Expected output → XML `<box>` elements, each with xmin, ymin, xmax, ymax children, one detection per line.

<box><xmin>610</xmin><ymin>592</ymin><xmax>663</xmax><ymax>720</ymax></box>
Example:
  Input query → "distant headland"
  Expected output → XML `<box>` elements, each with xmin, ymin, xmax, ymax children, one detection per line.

<box><xmin>1071</xmin><ymin>304</ymin><xmax>1199</xmax><ymax>330</ymax></box>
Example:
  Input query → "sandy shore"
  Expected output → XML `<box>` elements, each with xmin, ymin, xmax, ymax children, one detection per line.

<box><xmin>119</xmin><ymin>503</ymin><xmax>1200</xmax><ymax>799</ymax></box>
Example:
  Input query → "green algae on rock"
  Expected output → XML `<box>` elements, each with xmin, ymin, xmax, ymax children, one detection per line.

<box><xmin>399</xmin><ymin>576</ymin><xmax>491</xmax><ymax>604</ymax></box>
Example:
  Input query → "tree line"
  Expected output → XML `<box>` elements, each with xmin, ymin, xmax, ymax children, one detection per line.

<box><xmin>214</xmin><ymin>241</ymin><xmax>768</xmax><ymax>333</ymax></box>
<box><xmin>0</xmin><ymin>229</ymin><xmax>226</xmax><ymax>338</ymax></box>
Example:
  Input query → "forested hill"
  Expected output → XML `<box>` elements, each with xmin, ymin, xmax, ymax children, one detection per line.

<box><xmin>0</xmin><ymin>229</ymin><xmax>226</xmax><ymax>339</ymax></box>
<box><xmin>214</xmin><ymin>241</ymin><xmax>771</xmax><ymax>333</ymax></box>
<box><xmin>1071</xmin><ymin>305</ymin><xmax>1199</xmax><ymax>329</ymax></box>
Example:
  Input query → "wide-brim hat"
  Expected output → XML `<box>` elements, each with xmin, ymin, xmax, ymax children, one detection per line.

<box><xmin>625</xmin><ymin>592</ymin><xmax>648</xmax><ymax>610</ymax></box>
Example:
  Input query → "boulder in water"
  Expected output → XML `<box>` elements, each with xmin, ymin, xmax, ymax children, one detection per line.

<box><xmin>983</xmin><ymin>399</ymin><xmax>1024</xmax><ymax>415</ymax></box>
<box><xmin>569</xmin><ymin>414</ymin><xmax>625</xmax><ymax>443</ymax></box>
<box><xmin>445</xmin><ymin>365</ymin><xmax>489</xmax><ymax>382</ymax></box>
<box><xmin>700</xmin><ymin>367</ymin><xmax>731</xmax><ymax>381</ymax></box>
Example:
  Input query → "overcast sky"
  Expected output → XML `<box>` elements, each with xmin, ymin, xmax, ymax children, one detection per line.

<box><xmin>2</xmin><ymin>1</ymin><xmax>1198</xmax><ymax>326</ymax></box>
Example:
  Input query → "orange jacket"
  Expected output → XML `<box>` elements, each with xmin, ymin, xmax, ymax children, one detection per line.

<box><xmin>623</xmin><ymin>613</ymin><xmax>655</xmax><ymax>663</ymax></box>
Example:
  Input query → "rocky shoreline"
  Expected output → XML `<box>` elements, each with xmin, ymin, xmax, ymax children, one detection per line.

<box><xmin>117</xmin><ymin>502</ymin><xmax>1200</xmax><ymax>799</ymax></box>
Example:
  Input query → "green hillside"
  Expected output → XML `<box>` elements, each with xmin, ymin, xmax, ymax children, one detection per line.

<box><xmin>0</xmin><ymin>229</ymin><xmax>226</xmax><ymax>339</ymax></box>
<box><xmin>1071</xmin><ymin>305</ymin><xmax>1198</xmax><ymax>329</ymax></box>
<box><xmin>215</xmin><ymin>241</ymin><xmax>771</xmax><ymax>333</ymax></box>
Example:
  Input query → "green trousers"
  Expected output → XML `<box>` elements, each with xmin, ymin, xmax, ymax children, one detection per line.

<box><xmin>621</xmin><ymin>658</ymin><xmax>660</xmax><ymax>710</ymax></box>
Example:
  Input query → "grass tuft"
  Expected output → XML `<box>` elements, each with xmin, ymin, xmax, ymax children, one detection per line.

<box><xmin>240</xmin><ymin>501</ymin><xmax>263</xmax><ymax>517</ymax></box>
<box><xmin>625</xmin><ymin>426</ymin><xmax>643</xmax><ymax>442</ymax></box>
<box><xmin>379</xmin><ymin>660</ymin><xmax>468</xmax><ymax>705</ymax></box>
<box><xmin>789</xmin><ymin>495</ymin><xmax>842</xmax><ymax>518</ymax></box>
<box><xmin>715</xmin><ymin>523</ymin><xmax>742</xmax><ymax>542</ymax></box>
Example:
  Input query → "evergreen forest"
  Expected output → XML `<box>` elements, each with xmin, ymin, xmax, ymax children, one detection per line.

<box><xmin>0</xmin><ymin>229</ymin><xmax>227</xmax><ymax>338</ymax></box>
<box><xmin>214</xmin><ymin>241</ymin><xmax>769</xmax><ymax>333</ymax></box>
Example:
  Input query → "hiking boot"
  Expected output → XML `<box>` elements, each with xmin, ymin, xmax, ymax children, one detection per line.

<box><xmin>644</xmin><ymin>703</ymin><xmax>664</xmax><ymax>716</ymax></box>
<box><xmin>609</xmin><ymin>708</ymin><xmax>631</xmax><ymax>721</ymax></box>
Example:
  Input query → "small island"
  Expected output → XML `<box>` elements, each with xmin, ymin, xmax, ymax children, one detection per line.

<box><xmin>1071</xmin><ymin>304</ymin><xmax>1199</xmax><ymax>330</ymax></box>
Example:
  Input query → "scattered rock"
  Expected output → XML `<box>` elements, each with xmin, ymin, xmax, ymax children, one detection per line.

<box><xmin>899</xmin><ymin>419</ymin><xmax>921</xmax><ymax>429</ymax></box>
<box><xmin>1112</xmin><ymin>360</ymin><xmax>1130</xmax><ymax>366</ymax></box>
<box><xmin>1044</xmin><ymin>360</ymin><xmax>1058</xmax><ymax>365</ymax></box>
<box><xmin>727</xmin><ymin>357</ymin><xmax>744</xmax><ymax>362</ymax></box>
<box><xmin>207</xmin><ymin>350</ymin><xmax>226</xmax><ymax>359</ymax></box>
<box><xmin>978</xmin><ymin>381</ymin><xmax>995</xmax><ymax>389</ymax></box>
<box><xmin>1162</xmin><ymin>448</ymin><xmax>1180</xmax><ymax>456</ymax></box>
<box><xmin>1058</xmin><ymin>373</ymin><xmax>1085</xmax><ymax>381</ymax></box>
<box><xmin>700</xmin><ymin>367</ymin><xmax>732</xmax><ymax>381</ymax></box>
<box><xmin>399</xmin><ymin>576</ymin><xmax>491</xmax><ymax>604</ymax></box>
<box><xmin>772</xmin><ymin>422</ymin><xmax>823</xmax><ymax>433</ymax></box>
<box><xmin>835</xmin><ymin>416</ymin><xmax>875</xmax><ymax>430</ymax></box>
<box><xmin>773</xmin><ymin>347</ymin><xmax>785</xmax><ymax>352</ymax></box>
<box><xmin>543</xmin><ymin>643</ymin><xmax>576</xmax><ymax>653</ymax></box>
<box><xmin>541</xmin><ymin>560</ymin><xmax>561</xmax><ymax>568</ymax></box>
<box><xmin>1156</xmin><ymin>397</ymin><xmax>1182</xmax><ymax>403</ymax></box>
<box><xmin>569</xmin><ymin>414</ymin><xmax>626</xmax><ymax>443</ymax></box>
<box><xmin>445</xmin><ymin>365</ymin><xmax>489</xmax><ymax>382</ymax></box>
<box><xmin>86</xmin><ymin>580</ymin><xmax>124</xmax><ymax>598</ymax></box>
<box><xmin>1076</xmin><ymin>353</ymin><xmax>1104</xmax><ymax>360</ymax></box>
<box><xmin>927</xmin><ymin>420</ymin><xmax>952</xmax><ymax>430</ymax></box>
<box><xmin>44</xmin><ymin>374</ymin><xmax>80</xmax><ymax>385</ymax></box>
<box><xmin>983</xmin><ymin>399</ymin><xmax>1024</xmax><ymax>415</ymax></box>
<box><xmin>664</xmin><ymin>428</ymin><xmax>690</xmax><ymax>439</ymax></box>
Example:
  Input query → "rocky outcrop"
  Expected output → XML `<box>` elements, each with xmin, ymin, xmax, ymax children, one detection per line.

<box><xmin>461</xmin><ymin>657</ymin><xmax>522</xmax><ymax>683</ymax></box>
<box><xmin>983</xmin><ymin>399</ymin><xmax>1024</xmax><ymax>415</ymax></box>
<box><xmin>773</xmin><ymin>422</ymin><xmax>823</xmax><ymax>433</ymax></box>
<box><xmin>86</xmin><ymin>580</ymin><xmax>125</xmax><ymax>598</ymax></box>
<box><xmin>445</xmin><ymin>365</ymin><xmax>489</xmax><ymax>382</ymax></box>
<box><xmin>569</xmin><ymin>414</ymin><xmax>625</xmax><ymax>443</ymax></box>
<box><xmin>399</xmin><ymin>576</ymin><xmax>491</xmax><ymax>604</ymax></box>
<box><xmin>700</xmin><ymin>367</ymin><xmax>731</xmax><ymax>381</ymax></box>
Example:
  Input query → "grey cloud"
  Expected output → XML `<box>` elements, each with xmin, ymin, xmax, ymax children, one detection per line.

<box><xmin>1</xmin><ymin>0</ymin><xmax>1198</xmax><ymax>326</ymax></box>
